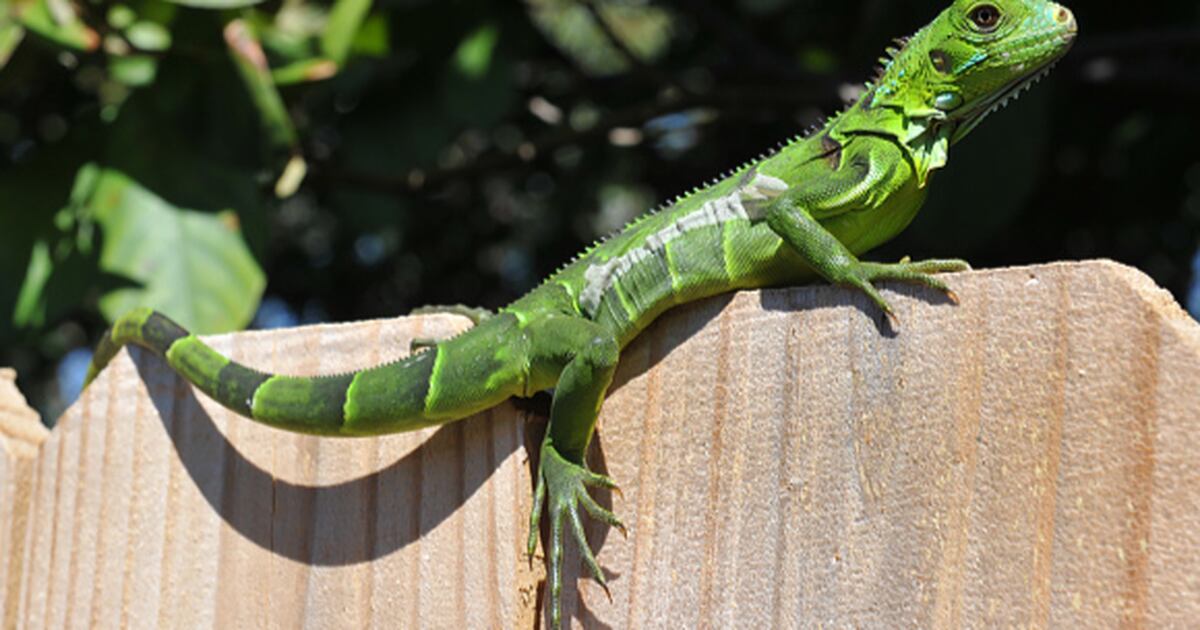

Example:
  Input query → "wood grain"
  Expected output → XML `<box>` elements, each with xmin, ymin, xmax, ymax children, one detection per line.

<box><xmin>3</xmin><ymin>260</ymin><xmax>1199</xmax><ymax>628</ymax></box>
<box><xmin>1</xmin><ymin>368</ymin><xmax>49</xmax><ymax>630</ymax></box>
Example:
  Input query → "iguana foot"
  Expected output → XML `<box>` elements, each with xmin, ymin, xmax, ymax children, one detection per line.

<box><xmin>839</xmin><ymin>257</ymin><xmax>970</xmax><ymax>326</ymax></box>
<box><xmin>528</xmin><ymin>439</ymin><xmax>625</xmax><ymax>629</ymax></box>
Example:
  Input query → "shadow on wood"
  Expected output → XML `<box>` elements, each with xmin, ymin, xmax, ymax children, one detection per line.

<box><xmin>132</xmin><ymin>354</ymin><xmax>528</xmax><ymax>566</ymax></box>
<box><xmin>3</xmin><ymin>260</ymin><xmax>1199</xmax><ymax>628</ymax></box>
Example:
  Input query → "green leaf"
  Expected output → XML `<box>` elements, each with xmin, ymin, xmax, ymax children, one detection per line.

<box><xmin>351</xmin><ymin>13</ymin><xmax>388</xmax><ymax>58</ymax></box>
<box><xmin>0</xmin><ymin>129</ymin><xmax>98</xmax><ymax>342</ymax></box>
<box><xmin>271</xmin><ymin>57</ymin><xmax>338</xmax><ymax>85</ymax></box>
<box><xmin>14</xmin><ymin>0</ymin><xmax>99</xmax><ymax>51</ymax></box>
<box><xmin>255</xmin><ymin>7</ymin><xmax>316</xmax><ymax>62</ymax></box>
<box><xmin>273</xmin><ymin>153</ymin><xmax>307</xmax><ymax>198</ymax></box>
<box><xmin>11</xmin><ymin>233</ymin><xmax>105</xmax><ymax>332</ymax></box>
<box><xmin>224</xmin><ymin>19</ymin><xmax>298</xmax><ymax>152</ymax></box>
<box><xmin>85</xmin><ymin>167</ymin><xmax>265</xmax><ymax>334</ymax></box>
<box><xmin>107</xmin><ymin>5</ymin><xmax>137</xmax><ymax>30</ymax></box>
<box><xmin>525</xmin><ymin>0</ymin><xmax>672</xmax><ymax>77</ymax></box>
<box><xmin>0</xmin><ymin>18</ymin><xmax>25</xmax><ymax>69</ymax></box>
<box><xmin>454</xmin><ymin>24</ymin><xmax>497</xmax><ymax>79</ymax></box>
<box><xmin>110</xmin><ymin>54</ymin><xmax>158</xmax><ymax>86</ymax></box>
<box><xmin>166</xmin><ymin>0</ymin><xmax>263</xmax><ymax>9</ymax></box>
<box><xmin>125</xmin><ymin>21</ymin><xmax>171</xmax><ymax>51</ymax></box>
<box><xmin>12</xmin><ymin>240</ymin><xmax>54</xmax><ymax>329</ymax></box>
<box><xmin>321</xmin><ymin>0</ymin><xmax>372</xmax><ymax>65</ymax></box>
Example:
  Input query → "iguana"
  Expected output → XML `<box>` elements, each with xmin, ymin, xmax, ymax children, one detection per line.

<box><xmin>84</xmin><ymin>1</ymin><xmax>1076</xmax><ymax>626</ymax></box>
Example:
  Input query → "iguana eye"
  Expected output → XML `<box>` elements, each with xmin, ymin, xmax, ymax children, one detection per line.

<box><xmin>969</xmin><ymin>4</ymin><xmax>1001</xmax><ymax>31</ymax></box>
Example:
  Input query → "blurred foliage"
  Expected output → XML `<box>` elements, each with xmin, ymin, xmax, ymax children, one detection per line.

<box><xmin>1</xmin><ymin>0</ymin><xmax>1198</xmax><ymax>423</ymax></box>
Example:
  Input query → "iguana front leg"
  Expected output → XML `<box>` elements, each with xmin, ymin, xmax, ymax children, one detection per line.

<box><xmin>524</xmin><ymin>315</ymin><xmax>627</xmax><ymax>628</ymax></box>
<box><xmin>761</xmin><ymin>137</ymin><xmax>969</xmax><ymax>325</ymax></box>
<box><xmin>766</xmin><ymin>198</ymin><xmax>968</xmax><ymax>325</ymax></box>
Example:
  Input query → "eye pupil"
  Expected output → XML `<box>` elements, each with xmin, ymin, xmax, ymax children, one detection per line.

<box><xmin>971</xmin><ymin>5</ymin><xmax>1000</xmax><ymax>30</ymax></box>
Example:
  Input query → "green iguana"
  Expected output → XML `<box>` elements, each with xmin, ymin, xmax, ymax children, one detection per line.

<box><xmin>84</xmin><ymin>1</ymin><xmax>1076</xmax><ymax>626</ymax></box>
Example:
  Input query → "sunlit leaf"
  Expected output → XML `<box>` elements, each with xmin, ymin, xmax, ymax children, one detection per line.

<box><xmin>12</xmin><ymin>240</ymin><xmax>53</xmax><ymax>329</ymax></box>
<box><xmin>107</xmin><ymin>5</ymin><xmax>136</xmax><ymax>30</ymax></box>
<box><xmin>0</xmin><ymin>19</ymin><xmax>24</xmax><ymax>69</ymax></box>
<box><xmin>110</xmin><ymin>55</ymin><xmax>158</xmax><ymax>86</ymax></box>
<box><xmin>224</xmin><ymin>19</ymin><xmax>297</xmax><ymax>151</ymax></box>
<box><xmin>11</xmin><ymin>236</ymin><xmax>107</xmax><ymax>334</ymax></box>
<box><xmin>99</xmin><ymin>62</ymin><xmax>269</xmax><ymax>255</ymax></box>
<box><xmin>271</xmin><ymin>57</ymin><xmax>338</xmax><ymax>85</ymax></box>
<box><xmin>454</xmin><ymin>24</ymin><xmax>497</xmax><ymax>79</ymax></box>
<box><xmin>438</xmin><ymin>23</ymin><xmax>517</xmax><ymax>128</ymax></box>
<box><xmin>351</xmin><ymin>13</ymin><xmax>389</xmax><ymax>58</ymax></box>
<box><xmin>258</xmin><ymin>3</ymin><xmax>320</xmax><ymax>61</ymax></box>
<box><xmin>273</xmin><ymin>154</ymin><xmax>307</xmax><ymax>198</ymax></box>
<box><xmin>320</xmin><ymin>0</ymin><xmax>372</xmax><ymax>65</ymax></box>
<box><xmin>525</xmin><ymin>0</ymin><xmax>671</xmax><ymax>76</ymax></box>
<box><xmin>125</xmin><ymin>21</ymin><xmax>171</xmax><ymax>51</ymax></box>
<box><xmin>13</xmin><ymin>0</ymin><xmax>99</xmax><ymax>51</ymax></box>
<box><xmin>84</xmin><ymin>166</ymin><xmax>265</xmax><ymax>333</ymax></box>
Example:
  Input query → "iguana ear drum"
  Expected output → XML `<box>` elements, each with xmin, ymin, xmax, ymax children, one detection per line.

<box><xmin>929</xmin><ymin>50</ymin><xmax>951</xmax><ymax>73</ymax></box>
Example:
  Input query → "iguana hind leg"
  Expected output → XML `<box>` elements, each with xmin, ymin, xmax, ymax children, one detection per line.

<box><xmin>409</xmin><ymin>304</ymin><xmax>495</xmax><ymax>351</ymax></box>
<box><xmin>524</xmin><ymin>315</ymin><xmax>626</xmax><ymax>628</ymax></box>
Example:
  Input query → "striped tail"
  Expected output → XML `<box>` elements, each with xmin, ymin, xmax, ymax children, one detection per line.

<box><xmin>84</xmin><ymin>308</ymin><xmax>518</xmax><ymax>437</ymax></box>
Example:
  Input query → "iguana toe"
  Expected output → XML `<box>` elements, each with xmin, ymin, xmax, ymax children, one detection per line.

<box><xmin>530</xmin><ymin>440</ymin><xmax>623</xmax><ymax>628</ymax></box>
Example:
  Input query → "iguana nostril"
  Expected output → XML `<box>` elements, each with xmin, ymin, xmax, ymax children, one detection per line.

<box><xmin>1056</xmin><ymin>7</ymin><xmax>1076</xmax><ymax>32</ymax></box>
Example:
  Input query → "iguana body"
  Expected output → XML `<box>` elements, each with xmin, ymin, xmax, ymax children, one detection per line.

<box><xmin>85</xmin><ymin>1</ymin><xmax>1076</xmax><ymax>626</ymax></box>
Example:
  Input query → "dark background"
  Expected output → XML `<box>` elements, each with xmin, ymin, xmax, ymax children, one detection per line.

<box><xmin>2</xmin><ymin>0</ymin><xmax>1198</xmax><ymax>423</ymax></box>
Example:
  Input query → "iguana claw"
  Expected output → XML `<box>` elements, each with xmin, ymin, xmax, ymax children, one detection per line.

<box><xmin>528</xmin><ymin>439</ymin><xmax>625</xmax><ymax>629</ymax></box>
<box><xmin>842</xmin><ymin>257</ymin><xmax>970</xmax><ymax>322</ymax></box>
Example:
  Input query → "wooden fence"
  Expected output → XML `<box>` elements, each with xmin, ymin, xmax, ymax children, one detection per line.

<box><xmin>3</xmin><ymin>260</ymin><xmax>1199</xmax><ymax>628</ymax></box>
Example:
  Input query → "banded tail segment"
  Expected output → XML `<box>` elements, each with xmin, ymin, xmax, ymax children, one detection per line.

<box><xmin>83</xmin><ymin>307</ymin><xmax>499</xmax><ymax>437</ymax></box>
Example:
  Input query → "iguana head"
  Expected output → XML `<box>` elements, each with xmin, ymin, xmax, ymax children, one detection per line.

<box><xmin>869</xmin><ymin>0</ymin><xmax>1076</xmax><ymax>162</ymax></box>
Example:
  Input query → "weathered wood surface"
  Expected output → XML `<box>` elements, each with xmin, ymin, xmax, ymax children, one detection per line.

<box><xmin>2</xmin><ymin>260</ymin><xmax>1199</xmax><ymax>628</ymax></box>
<box><xmin>1</xmin><ymin>368</ymin><xmax>49</xmax><ymax>630</ymax></box>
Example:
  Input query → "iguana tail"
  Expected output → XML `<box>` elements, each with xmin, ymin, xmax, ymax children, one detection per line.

<box><xmin>85</xmin><ymin>307</ymin><xmax>526</xmax><ymax>436</ymax></box>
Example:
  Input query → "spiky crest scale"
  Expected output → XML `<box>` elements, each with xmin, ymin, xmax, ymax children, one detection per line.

<box><xmin>537</xmin><ymin>7</ymin><xmax>979</xmax><ymax>292</ymax></box>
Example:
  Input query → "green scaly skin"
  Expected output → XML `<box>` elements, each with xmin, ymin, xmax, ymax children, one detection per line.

<box><xmin>84</xmin><ymin>1</ymin><xmax>1076</xmax><ymax>626</ymax></box>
